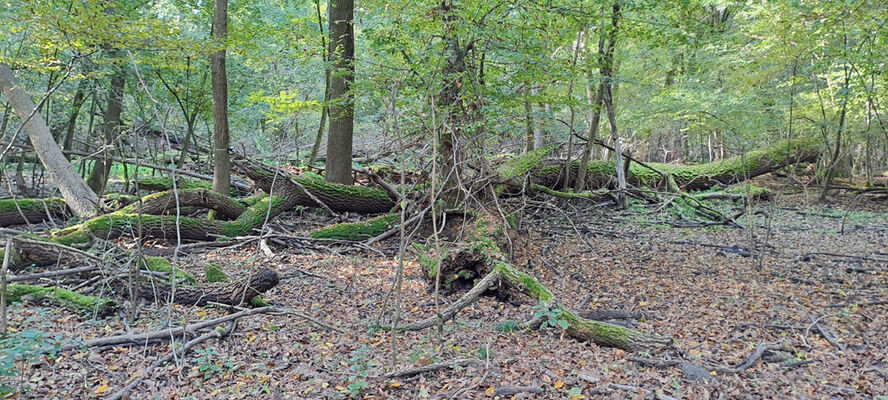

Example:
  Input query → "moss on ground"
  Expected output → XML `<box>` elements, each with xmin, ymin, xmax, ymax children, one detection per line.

<box><xmin>142</xmin><ymin>256</ymin><xmax>195</xmax><ymax>284</ymax></box>
<box><xmin>204</xmin><ymin>264</ymin><xmax>229</xmax><ymax>283</ymax></box>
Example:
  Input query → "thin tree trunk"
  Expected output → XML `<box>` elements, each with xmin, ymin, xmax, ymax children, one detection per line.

<box><xmin>308</xmin><ymin>0</ymin><xmax>329</xmax><ymax>166</ymax></box>
<box><xmin>62</xmin><ymin>81</ymin><xmax>88</xmax><ymax>158</ymax></box>
<box><xmin>820</xmin><ymin>61</ymin><xmax>850</xmax><ymax>201</ymax></box>
<box><xmin>325</xmin><ymin>0</ymin><xmax>355</xmax><ymax>184</ymax></box>
<box><xmin>523</xmin><ymin>84</ymin><xmax>534</xmax><ymax>153</ymax></box>
<box><xmin>176</xmin><ymin>114</ymin><xmax>197</xmax><ymax>169</ymax></box>
<box><xmin>0</xmin><ymin>63</ymin><xmax>98</xmax><ymax>217</ymax></box>
<box><xmin>87</xmin><ymin>63</ymin><xmax>125</xmax><ymax>194</ymax></box>
<box><xmin>532</xmin><ymin>85</ymin><xmax>545</xmax><ymax>150</ymax></box>
<box><xmin>211</xmin><ymin>0</ymin><xmax>231</xmax><ymax>196</ymax></box>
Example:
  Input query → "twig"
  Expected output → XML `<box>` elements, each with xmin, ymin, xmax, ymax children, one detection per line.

<box><xmin>60</xmin><ymin>306</ymin><xmax>274</xmax><ymax>351</ymax></box>
<box><xmin>1</xmin><ymin>239</ymin><xmax>10</xmax><ymax>335</ymax></box>
<box><xmin>105</xmin><ymin>320</ymin><xmax>236</xmax><ymax>400</ymax></box>
<box><xmin>7</xmin><ymin>265</ymin><xmax>100</xmax><ymax>282</ymax></box>
<box><xmin>608</xmin><ymin>383</ymin><xmax>678</xmax><ymax>400</ymax></box>
<box><xmin>379</xmin><ymin>358</ymin><xmax>479</xmax><ymax>379</ymax></box>
<box><xmin>388</xmin><ymin>270</ymin><xmax>499</xmax><ymax>331</ymax></box>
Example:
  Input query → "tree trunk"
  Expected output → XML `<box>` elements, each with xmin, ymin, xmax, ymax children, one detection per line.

<box><xmin>211</xmin><ymin>0</ymin><xmax>231</xmax><ymax>196</ymax></box>
<box><xmin>87</xmin><ymin>65</ymin><xmax>125</xmax><ymax>194</ymax></box>
<box><xmin>532</xmin><ymin>85</ymin><xmax>545</xmax><ymax>150</ymax></box>
<box><xmin>135</xmin><ymin>268</ymin><xmax>279</xmax><ymax>307</ymax></box>
<box><xmin>62</xmin><ymin>80</ymin><xmax>88</xmax><ymax>158</ymax></box>
<box><xmin>309</xmin><ymin>0</ymin><xmax>330</xmax><ymax>166</ymax></box>
<box><xmin>0</xmin><ymin>63</ymin><xmax>99</xmax><ymax>217</ymax></box>
<box><xmin>500</xmin><ymin>137</ymin><xmax>820</xmax><ymax>192</ymax></box>
<box><xmin>325</xmin><ymin>0</ymin><xmax>355</xmax><ymax>184</ymax></box>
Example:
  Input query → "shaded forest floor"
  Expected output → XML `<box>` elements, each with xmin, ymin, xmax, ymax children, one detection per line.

<box><xmin>5</xmin><ymin>178</ymin><xmax>888</xmax><ymax>399</ymax></box>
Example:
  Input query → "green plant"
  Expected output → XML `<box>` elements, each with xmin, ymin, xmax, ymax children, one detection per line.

<box><xmin>494</xmin><ymin>320</ymin><xmax>520</xmax><ymax>333</ymax></box>
<box><xmin>345</xmin><ymin>346</ymin><xmax>376</xmax><ymax>398</ymax></box>
<box><xmin>192</xmin><ymin>348</ymin><xmax>238</xmax><ymax>380</ymax></box>
<box><xmin>1</xmin><ymin>330</ymin><xmax>61</xmax><ymax>395</ymax></box>
<box><xmin>532</xmin><ymin>301</ymin><xmax>570</xmax><ymax>331</ymax></box>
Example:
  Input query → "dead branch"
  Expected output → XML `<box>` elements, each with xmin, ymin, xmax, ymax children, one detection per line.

<box><xmin>60</xmin><ymin>306</ymin><xmax>274</xmax><ymax>351</ymax></box>
<box><xmin>379</xmin><ymin>358</ymin><xmax>480</xmax><ymax>379</ymax></box>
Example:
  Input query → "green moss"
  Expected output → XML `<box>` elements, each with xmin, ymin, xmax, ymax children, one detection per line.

<box><xmin>493</xmin><ymin>261</ymin><xmax>553</xmax><ymax>302</ymax></box>
<box><xmin>204</xmin><ymin>264</ymin><xmax>229</xmax><ymax>283</ymax></box>
<box><xmin>726</xmin><ymin>183</ymin><xmax>770</xmax><ymax>197</ymax></box>
<box><xmin>249</xmin><ymin>295</ymin><xmax>269</xmax><ymax>307</ymax></box>
<box><xmin>310</xmin><ymin>213</ymin><xmax>400</xmax><ymax>240</ymax></box>
<box><xmin>0</xmin><ymin>198</ymin><xmax>66</xmax><ymax>214</ymax></box>
<box><xmin>300</xmin><ymin>171</ymin><xmax>324</xmax><ymax>181</ymax></box>
<box><xmin>220</xmin><ymin>196</ymin><xmax>286</xmax><ymax>237</ymax></box>
<box><xmin>5</xmin><ymin>284</ymin><xmax>115</xmax><ymax>315</ymax></box>
<box><xmin>142</xmin><ymin>256</ymin><xmax>195</xmax><ymax>284</ymax></box>
<box><xmin>497</xmin><ymin>145</ymin><xmax>558</xmax><ymax>181</ymax></box>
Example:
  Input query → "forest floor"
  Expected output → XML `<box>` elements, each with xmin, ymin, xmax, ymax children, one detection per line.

<box><xmin>5</xmin><ymin>178</ymin><xmax>888</xmax><ymax>399</ymax></box>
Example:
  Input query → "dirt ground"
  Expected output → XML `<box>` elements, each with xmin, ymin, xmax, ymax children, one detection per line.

<box><xmin>5</xmin><ymin>182</ymin><xmax>887</xmax><ymax>399</ymax></box>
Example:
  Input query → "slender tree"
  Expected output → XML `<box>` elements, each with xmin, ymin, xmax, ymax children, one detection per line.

<box><xmin>86</xmin><ymin>62</ymin><xmax>125</xmax><ymax>194</ymax></box>
<box><xmin>211</xmin><ymin>0</ymin><xmax>231</xmax><ymax>195</ymax></box>
<box><xmin>325</xmin><ymin>0</ymin><xmax>355</xmax><ymax>184</ymax></box>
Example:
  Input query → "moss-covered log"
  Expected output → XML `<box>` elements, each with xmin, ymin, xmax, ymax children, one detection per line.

<box><xmin>410</xmin><ymin>215</ymin><xmax>671</xmax><ymax>351</ymax></box>
<box><xmin>133</xmin><ymin>176</ymin><xmax>246</xmax><ymax>196</ymax></box>
<box><xmin>310</xmin><ymin>213</ymin><xmax>399</xmax><ymax>240</ymax></box>
<box><xmin>123</xmin><ymin>188</ymin><xmax>248</xmax><ymax>220</ymax></box>
<box><xmin>5</xmin><ymin>283</ymin><xmax>116</xmax><ymax>316</ymax></box>
<box><xmin>0</xmin><ymin>198</ymin><xmax>69</xmax><ymax>227</ymax></box>
<box><xmin>504</xmin><ymin>137</ymin><xmax>820</xmax><ymax>192</ymax></box>
<box><xmin>133</xmin><ymin>268</ymin><xmax>279</xmax><ymax>307</ymax></box>
<box><xmin>234</xmin><ymin>158</ymin><xmax>396</xmax><ymax>213</ymax></box>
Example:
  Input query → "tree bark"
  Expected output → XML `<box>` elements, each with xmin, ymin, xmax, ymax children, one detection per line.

<box><xmin>325</xmin><ymin>0</ymin><xmax>355</xmax><ymax>184</ymax></box>
<box><xmin>0</xmin><ymin>63</ymin><xmax>99</xmax><ymax>217</ymax></box>
<box><xmin>211</xmin><ymin>0</ymin><xmax>231</xmax><ymax>196</ymax></box>
<box><xmin>87</xmin><ymin>64</ymin><xmax>125</xmax><ymax>194</ymax></box>
<box><xmin>62</xmin><ymin>80</ymin><xmax>88</xmax><ymax>158</ymax></box>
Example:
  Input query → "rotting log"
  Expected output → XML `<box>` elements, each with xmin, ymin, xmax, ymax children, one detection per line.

<box><xmin>500</xmin><ymin>137</ymin><xmax>820</xmax><ymax>192</ymax></box>
<box><xmin>0</xmin><ymin>198</ymin><xmax>69</xmax><ymax>227</ymax></box>
<box><xmin>133</xmin><ymin>268</ymin><xmax>279</xmax><ymax>307</ymax></box>
<box><xmin>407</xmin><ymin>216</ymin><xmax>671</xmax><ymax>351</ymax></box>
<box><xmin>310</xmin><ymin>213</ymin><xmax>399</xmax><ymax>240</ymax></box>
<box><xmin>5</xmin><ymin>283</ymin><xmax>115</xmax><ymax>316</ymax></box>
<box><xmin>133</xmin><ymin>176</ymin><xmax>245</xmax><ymax>196</ymax></box>
<box><xmin>234</xmin><ymin>157</ymin><xmax>396</xmax><ymax>213</ymax></box>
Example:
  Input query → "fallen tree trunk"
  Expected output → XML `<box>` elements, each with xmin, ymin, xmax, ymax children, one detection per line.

<box><xmin>234</xmin><ymin>158</ymin><xmax>396</xmax><ymax>213</ymax></box>
<box><xmin>5</xmin><ymin>283</ymin><xmax>115</xmax><ymax>316</ymax></box>
<box><xmin>406</xmin><ymin>215</ymin><xmax>671</xmax><ymax>351</ymax></box>
<box><xmin>507</xmin><ymin>137</ymin><xmax>820</xmax><ymax>192</ymax></box>
<box><xmin>133</xmin><ymin>268</ymin><xmax>279</xmax><ymax>307</ymax></box>
<box><xmin>0</xmin><ymin>198</ymin><xmax>68</xmax><ymax>227</ymax></box>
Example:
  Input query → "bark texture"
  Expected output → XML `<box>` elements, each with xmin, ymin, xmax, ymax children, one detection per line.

<box><xmin>134</xmin><ymin>268</ymin><xmax>279</xmax><ymax>307</ymax></box>
<box><xmin>211</xmin><ymin>0</ymin><xmax>231</xmax><ymax>196</ymax></box>
<box><xmin>325</xmin><ymin>0</ymin><xmax>355</xmax><ymax>184</ymax></box>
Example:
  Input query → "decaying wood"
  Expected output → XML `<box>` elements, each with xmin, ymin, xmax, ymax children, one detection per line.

<box><xmin>134</xmin><ymin>268</ymin><xmax>279</xmax><ymax>307</ymax></box>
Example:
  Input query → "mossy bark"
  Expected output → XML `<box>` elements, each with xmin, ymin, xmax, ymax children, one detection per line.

<box><xmin>309</xmin><ymin>213</ymin><xmax>399</xmax><ymax>240</ymax></box>
<box><xmin>0</xmin><ymin>198</ymin><xmax>69</xmax><ymax>227</ymax></box>
<box><xmin>528</xmin><ymin>137</ymin><xmax>819</xmax><ymax>191</ymax></box>
<box><xmin>5</xmin><ymin>283</ymin><xmax>115</xmax><ymax>316</ymax></box>
<box><xmin>416</xmin><ymin>215</ymin><xmax>670</xmax><ymax>351</ymax></box>
<box><xmin>133</xmin><ymin>268</ymin><xmax>279</xmax><ymax>307</ymax></box>
<box><xmin>234</xmin><ymin>158</ymin><xmax>395</xmax><ymax>213</ymax></box>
